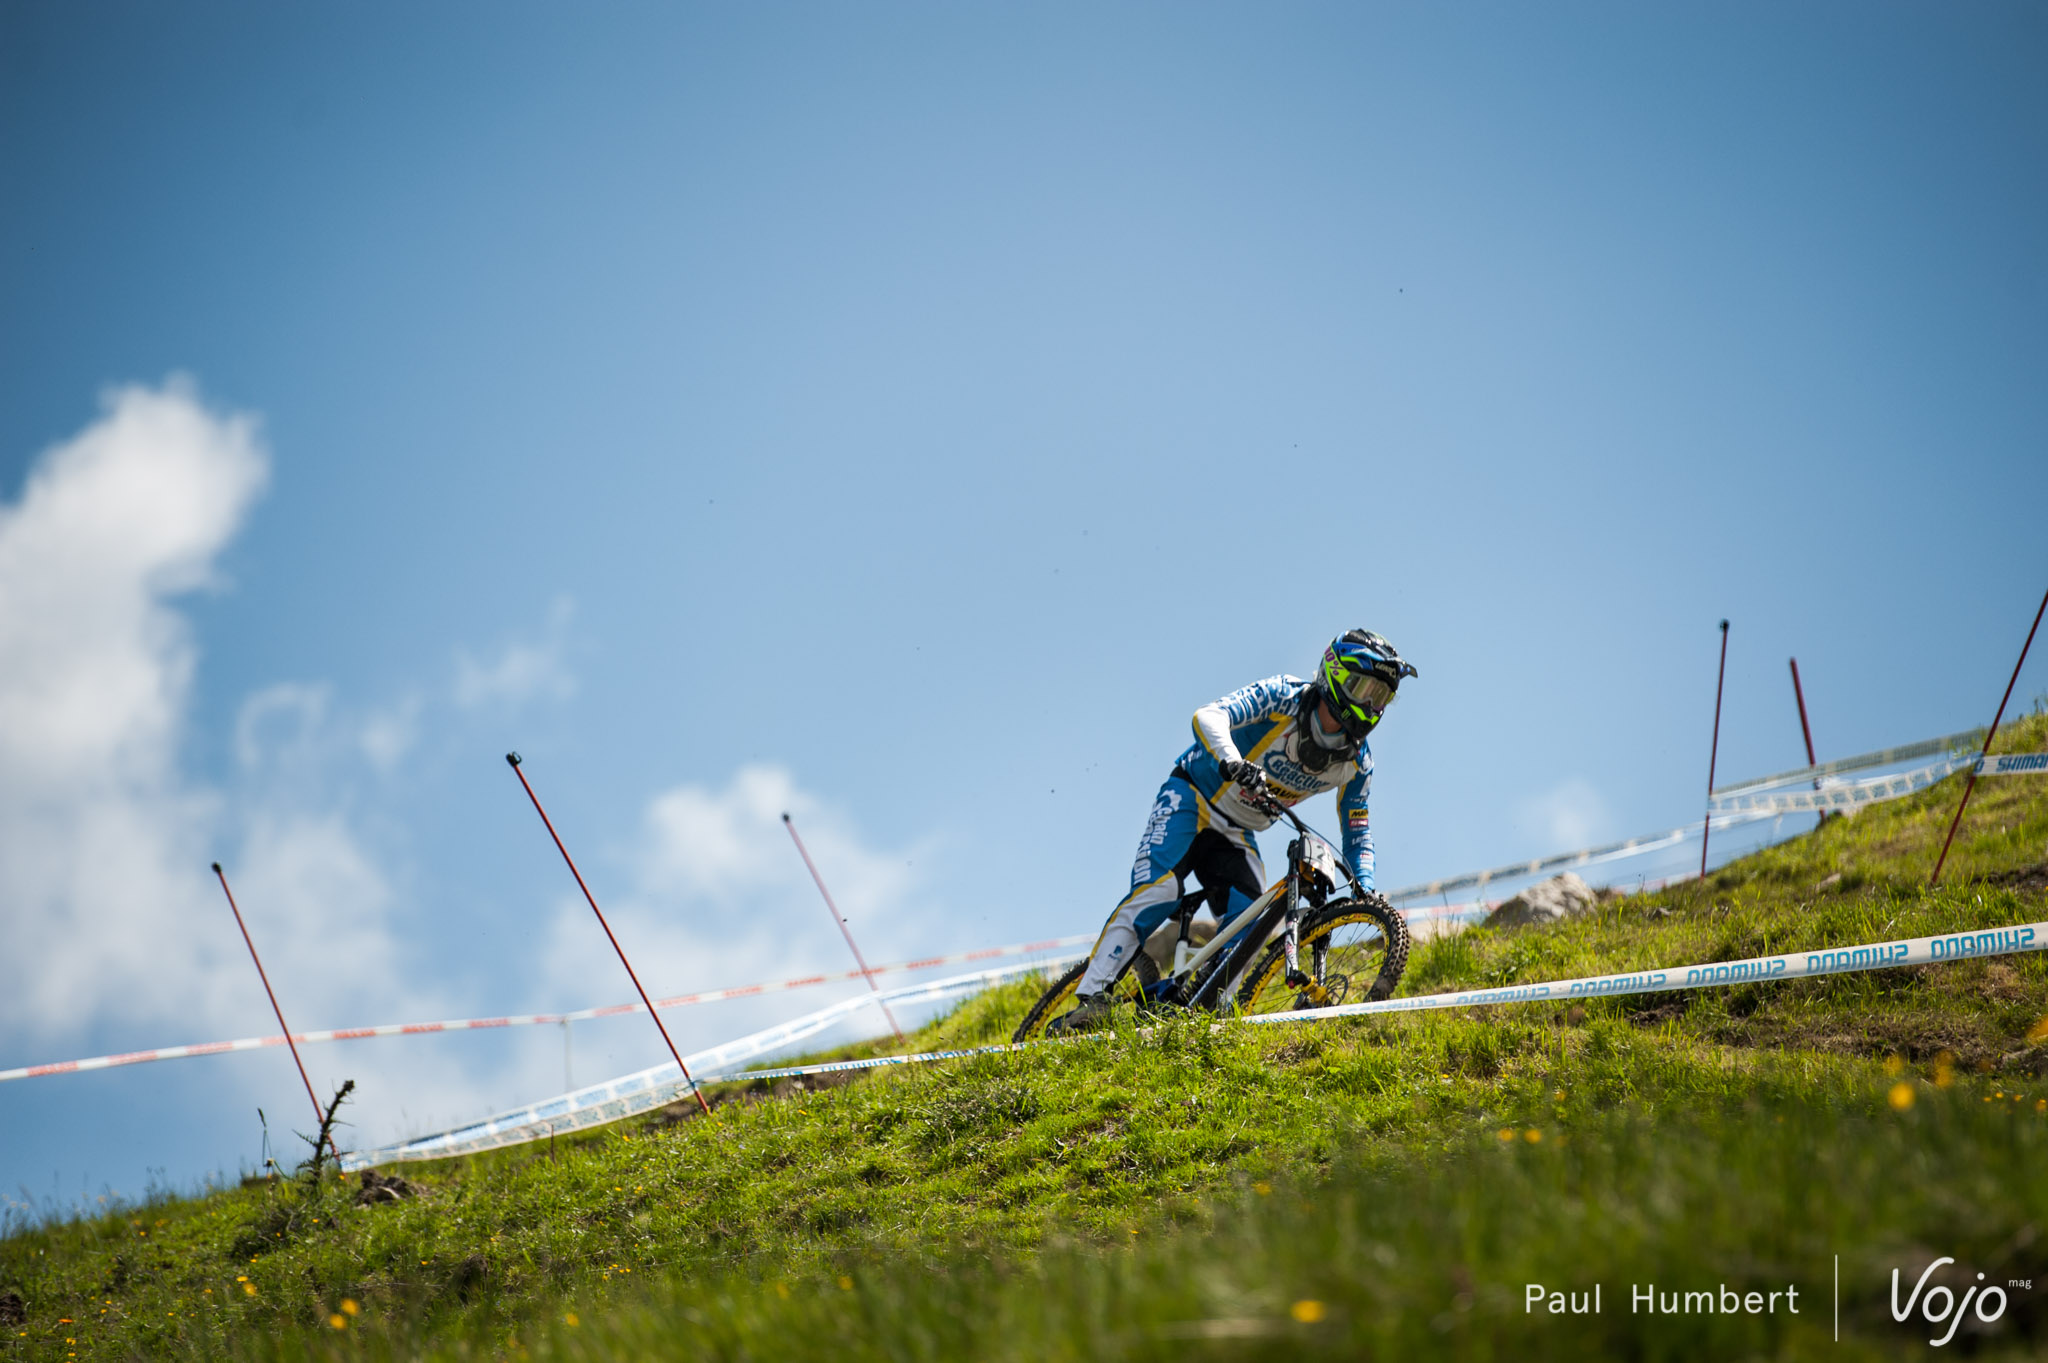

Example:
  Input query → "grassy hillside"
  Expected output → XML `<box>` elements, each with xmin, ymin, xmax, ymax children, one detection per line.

<box><xmin>5</xmin><ymin>710</ymin><xmax>2046</xmax><ymax>1361</ymax></box>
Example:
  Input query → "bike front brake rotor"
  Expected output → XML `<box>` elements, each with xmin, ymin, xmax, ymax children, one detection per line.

<box><xmin>1295</xmin><ymin>973</ymin><xmax>1352</xmax><ymax>1009</ymax></box>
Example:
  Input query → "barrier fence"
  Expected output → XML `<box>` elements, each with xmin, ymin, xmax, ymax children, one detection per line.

<box><xmin>1706</xmin><ymin>728</ymin><xmax>1986</xmax><ymax>798</ymax></box>
<box><xmin>12</xmin><ymin>729</ymin><xmax>2038</xmax><ymax>1087</ymax></box>
<box><xmin>1707</xmin><ymin>749</ymin><xmax>1981</xmax><ymax>818</ymax></box>
<box><xmin>1382</xmin><ymin>818</ymin><xmax>1752</xmax><ymax>905</ymax></box>
<box><xmin>340</xmin><ymin>959</ymin><xmax>1075</xmax><ymax>1169</ymax></box>
<box><xmin>344</xmin><ymin>917</ymin><xmax>2048</xmax><ymax>1168</ymax></box>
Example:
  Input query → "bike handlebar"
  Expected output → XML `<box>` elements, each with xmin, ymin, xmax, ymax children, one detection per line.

<box><xmin>1240</xmin><ymin>786</ymin><xmax>1306</xmax><ymax>833</ymax></box>
<box><xmin>1238</xmin><ymin>787</ymin><xmax>1371</xmax><ymax>902</ymax></box>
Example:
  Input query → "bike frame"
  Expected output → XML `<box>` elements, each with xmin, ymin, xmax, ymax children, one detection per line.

<box><xmin>1150</xmin><ymin>801</ymin><xmax>1368</xmax><ymax>1012</ymax></box>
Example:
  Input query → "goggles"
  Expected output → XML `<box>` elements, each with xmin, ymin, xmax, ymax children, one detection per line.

<box><xmin>1328</xmin><ymin>664</ymin><xmax>1398</xmax><ymax>717</ymax></box>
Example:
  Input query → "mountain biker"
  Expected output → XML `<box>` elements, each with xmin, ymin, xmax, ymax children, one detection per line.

<box><xmin>1051</xmin><ymin>630</ymin><xmax>1417</xmax><ymax>1034</ymax></box>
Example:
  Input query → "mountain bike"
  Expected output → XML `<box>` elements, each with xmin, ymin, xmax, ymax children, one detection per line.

<box><xmin>1012</xmin><ymin>793</ymin><xmax>1410</xmax><ymax>1041</ymax></box>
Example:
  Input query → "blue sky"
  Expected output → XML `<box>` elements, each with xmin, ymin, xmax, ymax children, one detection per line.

<box><xmin>3</xmin><ymin>2</ymin><xmax>2045</xmax><ymax>1208</ymax></box>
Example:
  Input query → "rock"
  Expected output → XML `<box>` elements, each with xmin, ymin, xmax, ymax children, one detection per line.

<box><xmin>353</xmin><ymin>1169</ymin><xmax>418</xmax><ymax>1206</ymax></box>
<box><xmin>1485</xmin><ymin>873</ymin><xmax>1598</xmax><ymax>929</ymax></box>
<box><xmin>1143</xmin><ymin>917</ymin><xmax>1215</xmax><ymax>974</ymax></box>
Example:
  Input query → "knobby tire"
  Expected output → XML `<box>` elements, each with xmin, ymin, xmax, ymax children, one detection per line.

<box><xmin>1234</xmin><ymin>895</ymin><xmax>1410</xmax><ymax>1015</ymax></box>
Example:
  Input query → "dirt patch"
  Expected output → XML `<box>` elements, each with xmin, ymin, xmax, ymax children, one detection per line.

<box><xmin>768</xmin><ymin>1068</ymin><xmax>868</xmax><ymax>1098</ymax></box>
<box><xmin>450</xmin><ymin>1253</ymin><xmax>489</xmax><ymax>1300</ymax></box>
<box><xmin>2001</xmin><ymin>1047</ymin><xmax>2048</xmax><ymax>1077</ymax></box>
<box><xmin>649</xmin><ymin>1066</ymin><xmax>873</xmax><ymax>1127</ymax></box>
<box><xmin>1976</xmin><ymin>961</ymin><xmax>2029</xmax><ymax>1002</ymax></box>
<box><xmin>1268</xmin><ymin>1039</ymin><xmax>1323</xmax><ymax>1066</ymax></box>
<box><xmin>1982</xmin><ymin>861</ymin><xmax>2048</xmax><ymax>897</ymax></box>
<box><xmin>1706</xmin><ymin>1011</ymin><xmax>2013</xmax><ymax>1072</ymax></box>
<box><xmin>1927</xmin><ymin>957</ymin><xmax>2043</xmax><ymax>1006</ymax></box>
<box><xmin>1624</xmin><ymin>996</ymin><xmax>1689</xmax><ymax>1027</ymax></box>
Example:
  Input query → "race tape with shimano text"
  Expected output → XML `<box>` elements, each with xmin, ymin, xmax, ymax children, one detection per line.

<box><xmin>345</xmin><ymin>919</ymin><xmax>2046</xmax><ymax>1168</ymax></box>
<box><xmin>1979</xmin><ymin>752</ymin><xmax>2048</xmax><ymax>776</ymax></box>
<box><xmin>1247</xmin><ymin>920</ymin><xmax>2044</xmax><ymax>1024</ymax></box>
<box><xmin>0</xmin><ymin>933</ymin><xmax>1096</xmax><ymax>1084</ymax></box>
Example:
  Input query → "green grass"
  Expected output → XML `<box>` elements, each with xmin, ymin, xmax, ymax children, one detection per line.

<box><xmin>5</xmin><ymin>711</ymin><xmax>2047</xmax><ymax>1361</ymax></box>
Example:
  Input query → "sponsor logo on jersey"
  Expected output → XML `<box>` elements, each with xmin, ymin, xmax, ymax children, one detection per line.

<box><xmin>1261</xmin><ymin>752</ymin><xmax>1353</xmax><ymax>795</ymax></box>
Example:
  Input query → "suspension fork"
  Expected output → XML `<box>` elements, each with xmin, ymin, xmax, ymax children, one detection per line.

<box><xmin>1282</xmin><ymin>886</ymin><xmax>1308</xmax><ymax>989</ymax></box>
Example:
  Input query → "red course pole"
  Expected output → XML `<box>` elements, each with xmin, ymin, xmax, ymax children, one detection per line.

<box><xmin>1701</xmin><ymin>620</ymin><xmax>1731</xmax><ymax>879</ymax></box>
<box><xmin>1789</xmin><ymin>657</ymin><xmax>1824</xmax><ymax>830</ymax></box>
<box><xmin>211</xmin><ymin>862</ymin><xmax>337</xmax><ymax>1159</ymax></box>
<box><xmin>505</xmin><ymin>754</ymin><xmax>711</xmax><ymax>1116</ymax></box>
<box><xmin>783</xmin><ymin>813</ymin><xmax>904</xmax><ymax>1042</ymax></box>
<box><xmin>1930</xmin><ymin>585</ymin><xmax>2048</xmax><ymax>887</ymax></box>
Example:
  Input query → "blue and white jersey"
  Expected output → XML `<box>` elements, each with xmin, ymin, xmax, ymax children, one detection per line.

<box><xmin>1175</xmin><ymin>675</ymin><xmax>1374</xmax><ymax>890</ymax></box>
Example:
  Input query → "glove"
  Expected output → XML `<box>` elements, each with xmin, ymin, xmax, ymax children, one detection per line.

<box><xmin>1219</xmin><ymin>759</ymin><xmax>1271</xmax><ymax>804</ymax></box>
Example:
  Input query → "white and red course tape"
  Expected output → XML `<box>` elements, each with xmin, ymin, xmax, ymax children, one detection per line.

<box><xmin>0</xmin><ymin>933</ymin><xmax>1095</xmax><ymax>1084</ymax></box>
<box><xmin>2</xmin><ymin>909</ymin><xmax>1500</xmax><ymax>1085</ymax></box>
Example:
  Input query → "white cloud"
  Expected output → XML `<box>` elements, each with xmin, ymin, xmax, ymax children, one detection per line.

<box><xmin>0</xmin><ymin>381</ymin><xmax>267</xmax><ymax>1037</ymax></box>
<box><xmin>1515</xmin><ymin>777</ymin><xmax>1612</xmax><ymax>853</ymax></box>
<box><xmin>453</xmin><ymin>597</ymin><xmax>576</xmax><ymax>710</ymax></box>
<box><xmin>0</xmin><ymin>378</ymin><xmax>265</xmax><ymax>793</ymax></box>
<box><xmin>0</xmin><ymin>386</ymin><xmax>441</xmax><ymax>1045</ymax></box>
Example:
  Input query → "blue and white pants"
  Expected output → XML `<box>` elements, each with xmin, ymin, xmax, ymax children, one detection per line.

<box><xmin>1075</xmin><ymin>775</ymin><xmax>1266</xmax><ymax>996</ymax></box>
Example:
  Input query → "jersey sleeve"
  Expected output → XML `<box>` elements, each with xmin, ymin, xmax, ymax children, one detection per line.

<box><xmin>1336</xmin><ymin>758</ymin><xmax>1375</xmax><ymax>892</ymax></box>
<box><xmin>1191</xmin><ymin>675</ymin><xmax>1298</xmax><ymax>766</ymax></box>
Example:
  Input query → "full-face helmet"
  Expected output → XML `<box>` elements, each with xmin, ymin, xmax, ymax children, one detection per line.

<box><xmin>1313</xmin><ymin>629</ymin><xmax>1417</xmax><ymax>742</ymax></box>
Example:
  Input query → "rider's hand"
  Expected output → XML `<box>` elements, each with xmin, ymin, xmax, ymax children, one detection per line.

<box><xmin>1219</xmin><ymin>759</ymin><xmax>1271</xmax><ymax>804</ymax></box>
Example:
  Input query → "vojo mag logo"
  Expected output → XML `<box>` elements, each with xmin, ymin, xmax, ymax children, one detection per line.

<box><xmin>1890</xmin><ymin>1257</ymin><xmax>2019</xmax><ymax>1347</ymax></box>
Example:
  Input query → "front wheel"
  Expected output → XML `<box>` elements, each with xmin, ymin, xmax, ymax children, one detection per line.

<box><xmin>1234</xmin><ymin>895</ymin><xmax>1410</xmax><ymax>1016</ymax></box>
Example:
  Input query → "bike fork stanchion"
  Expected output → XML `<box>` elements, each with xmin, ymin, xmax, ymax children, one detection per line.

<box><xmin>782</xmin><ymin>812</ymin><xmax>904</xmax><ymax>1042</ymax></box>
<box><xmin>505</xmin><ymin>754</ymin><xmax>711</xmax><ymax>1117</ymax></box>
